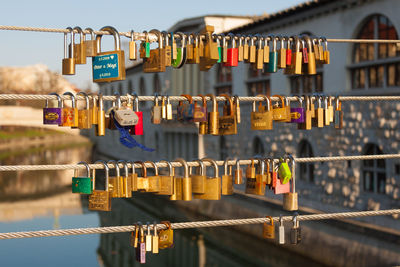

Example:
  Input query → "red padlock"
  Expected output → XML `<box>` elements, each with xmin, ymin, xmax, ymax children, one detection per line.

<box><xmin>286</xmin><ymin>36</ymin><xmax>293</xmax><ymax>66</ymax></box>
<box><xmin>301</xmin><ymin>38</ymin><xmax>309</xmax><ymax>64</ymax></box>
<box><xmin>130</xmin><ymin>93</ymin><xmax>143</xmax><ymax>135</ymax></box>
<box><xmin>225</xmin><ymin>33</ymin><xmax>238</xmax><ymax>67</ymax></box>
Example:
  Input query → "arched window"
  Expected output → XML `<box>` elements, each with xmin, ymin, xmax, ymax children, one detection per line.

<box><xmin>139</xmin><ymin>77</ymin><xmax>146</xmax><ymax>108</ymax></box>
<box><xmin>289</xmin><ymin>33</ymin><xmax>323</xmax><ymax>94</ymax></box>
<box><xmin>247</xmin><ymin>65</ymin><xmax>270</xmax><ymax>96</ymax></box>
<box><xmin>215</xmin><ymin>64</ymin><xmax>232</xmax><ymax>95</ymax></box>
<box><xmin>352</xmin><ymin>14</ymin><xmax>400</xmax><ymax>90</ymax></box>
<box><xmin>252</xmin><ymin>137</ymin><xmax>265</xmax><ymax>156</ymax></box>
<box><xmin>153</xmin><ymin>74</ymin><xmax>161</xmax><ymax>94</ymax></box>
<box><xmin>362</xmin><ymin>143</ymin><xmax>386</xmax><ymax>194</ymax></box>
<box><xmin>298</xmin><ymin>140</ymin><xmax>314</xmax><ymax>182</ymax></box>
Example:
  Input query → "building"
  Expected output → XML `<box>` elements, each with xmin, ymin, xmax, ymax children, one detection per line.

<box><xmin>89</xmin><ymin>1</ymin><xmax>400</xmax><ymax>264</ymax></box>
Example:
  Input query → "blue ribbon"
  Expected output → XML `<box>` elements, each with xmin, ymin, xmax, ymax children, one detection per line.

<box><xmin>112</xmin><ymin>111</ymin><xmax>155</xmax><ymax>152</ymax></box>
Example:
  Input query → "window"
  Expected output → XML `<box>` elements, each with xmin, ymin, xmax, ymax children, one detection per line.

<box><xmin>252</xmin><ymin>137</ymin><xmax>265</xmax><ymax>156</ymax></box>
<box><xmin>362</xmin><ymin>143</ymin><xmax>386</xmax><ymax>194</ymax></box>
<box><xmin>351</xmin><ymin>14</ymin><xmax>400</xmax><ymax>90</ymax></box>
<box><xmin>246</xmin><ymin>66</ymin><xmax>270</xmax><ymax>96</ymax></box>
<box><xmin>298</xmin><ymin>140</ymin><xmax>314</xmax><ymax>182</ymax></box>
<box><xmin>215</xmin><ymin>64</ymin><xmax>232</xmax><ymax>95</ymax></box>
<box><xmin>139</xmin><ymin>77</ymin><xmax>146</xmax><ymax>108</ymax></box>
<box><xmin>153</xmin><ymin>73</ymin><xmax>161</xmax><ymax>94</ymax></box>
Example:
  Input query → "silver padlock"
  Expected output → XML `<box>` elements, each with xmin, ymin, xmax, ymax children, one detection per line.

<box><xmin>113</xmin><ymin>94</ymin><xmax>139</xmax><ymax>126</ymax></box>
<box><xmin>279</xmin><ymin>215</ymin><xmax>285</xmax><ymax>244</ymax></box>
<box><xmin>151</xmin><ymin>93</ymin><xmax>162</xmax><ymax>124</ymax></box>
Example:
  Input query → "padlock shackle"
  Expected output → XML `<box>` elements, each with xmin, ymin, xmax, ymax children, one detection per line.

<box><xmin>181</xmin><ymin>94</ymin><xmax>193</xmax><ymax>104</ymax></box>
<box><xmin>76</xmin><ymin>161</ymin><xmax>90</xmax><ymax>178</ymax></box>
<box><xmin>64</xmin><ymin>27</ymin><xmax>74</xmax><ymax>59</ymax></box>
<box><xmin>73</xmin><ymin>26</ymin><xmax>85</xmax><ymax>43</ymax></box>
<box><xmin>321</xmin><ymin>36</ymin><xmax>328</xmax><ymax>50</ymax></box>
<box><xmin>268</xmin><ymin>34</ymin><xmax>276</xmax><ymax>51</ymax></box>
<box><xmin>228</xmin><ymin>33</ymin><xmax>236</xmax><ymax>48</ymax></box>
<box><xmin>145</xmin><ymin>161</ymin><xmax>158</xmax><ymax>176</ymax></box>
<box><xmin>127</xmin><ymin>160</ymin><xmax>135</xmax><ymax>174</ymax></box>
<box><xmin>96</xmin><ymin>26</ymin><xmax>121</xmax><ymax>53</ymax></box>
<box><xmin>266</xmin><ymin>216</ymin><xmax>274</xmax><ymax>226</ymax></box>
<box><xmin>286</xmin><ymin>154</ymin><xmax>296</xmax><ymax>193</ymax></box>
<box><xmin>201</xmin><ymin>158</ymin><xmax>218</xmax><ymax>178</ymax></box>
<box><xmin>233</xmin><ymin>95</ymin><xmax>240</xmax><ymax>109</ymax></box>
<box><xmin>224</xmin><ymin>158</ymin><xmax>233</xmax><ymax>175</ymax></box>
<box><xmin>150</xmin><ymin>29</ymin><xmax>163</xmax><ymax>49</ymax></box>
<box><xmin>161</xmin><ymin>31</ymin><xmax>169</xmax><ymax>47</ymax></box>
<box><xmin>175</xmin><ymin>158</ymin><xmax>189</xmax><ymax>178</ymax></box>
<box><xmin>108</xmin><ymin>160</ymin><xmax>120</xmax><ymax>177</ymax></box>
<box><xmin>206</xmin><ymin>94</ymin><xmax>218</xmax><ymax>112</ymax></box>
<box><xmin>132</xmin><ymin>92</ymin><xmax>140</xmax><ymax>112</ymax></box>
<box><xmin>46</xmin><ymin>92</ymin><xmax>62</xmax><ymax>108</ymax></box>
<box><xmin>159</xmin><ymin>160</ymin><xmax>173</xmax><ymax>176</ymax></box>
<box><xmin>94</xmin><ymin>160</ymin><xmax>109</xmax><ymax>191</ymax></box>
<box><xmin>137</xmin><ymin>161</ymin><xmax>147</xmax><ymax>178</ymax></box>
<box><xmin>197</xmin><ymin>94</ymin><xmax>207</xmax><ymax>108</ymax></box>
<box><xmin>63</xmin><ymin>92</ymin><xmax>76</xmax><ymax>108</ymax></box>
<box><xmin>293</xmin><ymin>95</ymin><xmax>303</xmax><ymax>108</ymax></box>
<box><xmin>219</xmin><ymin>94</ymin><xmax>234</xmax><ymax>116</ymax></box>
<box><xmin>253</xmin><ymin>156</ymin><xmax>265</xmax><ymax>174</ymax></box>
<box><xmin>153</xmin><ymin>92</ymin><xmax>159</xmax><ymax>106</ymax></box>
<box><xmin>84</xmin><ymin>27</ymin><xmax>95</xmax><ymax>41</ymax></box>
<box><xmin>77</xmin><ymin>91</ymin><xmax>90</xmax><ymax>110</ymax></box>
<box><xmin>117</xmin><ymin>160</ymin><xmax>129</xmax><ymax>178</ymax></box>
<box><xmin>98</xmin><ymin>93</ymin><xmax>104</xmax><ymax>111</ymax></box>
<box><xmin>272</xmin><ymin>95</ymin><xmax>285</xmax><ymax>108</ymax></box>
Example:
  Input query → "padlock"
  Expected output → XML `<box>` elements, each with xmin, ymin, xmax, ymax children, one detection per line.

<box><xmin>274</xmin><ymin>160</ymin><xmax>290</xmax><ymax>194</ymax></box>
<box><xmin>137</xmin><ymin>161</ymin><xmax>149</xmax><ymax>192</ymax></box>
<box><xmin>145</xmin><ymin>161</ymin><xmax>160</xmax><ymax>193</ymax></box>
<box><xmin>283</xmin><ymin>155</ymin><xmax>298</xmax><ymax>211</ymax></box>
<box><xmin>108</xmin><ymin>160</ymin><xmax>122</xmax><ymax>198</ymax></box>
<box><xmin>334</xmin><ymin>96</ymin><xmax>344</xmax><ymax>129</ymax></box>
<box><xmin>264</xmin><ymin>158</ymin><xmax>272</xmax><ymax>186</ymax></box>
<box><xmin>286</xmin><ymin>36</ymin><xmax>292</xmax><ymax>66</ymax></box>
<box><xmin>158</xmin><ymin>221</ymin><xmax>174</xmax><ymax>249</ymax></box>
<box><xmin>272</xmin><ymin>95</ymin><xmax>288</xmax><ymax>122</ymax></box>
<box><xmin>129</xmin><ymin>30</ymin><xmax>137</xmax><ymax>60</ymax></box>
<box><xmin>43</xmin><ymin>93</ymin><xmax>63</xmax><ymax>125</ymax></box>
<box><xmin>175</xmin><ymin>158</ymin><xmax>192</xmax><ymax>201</ymax></box>
<box><xmin>130</xmin><ymin>93</ymin><xmax>143</xmax><ymax>135</ymax></box>
<box><xmin>216</xmin><ymin>35</ymin><xmax>222</xmax><ymax>63</ymax></box>
<box><xmin>92</xmin><ymin>26</ymin><xmax>125</xmax><ymax>82</ymax></box>
<box><xmin>277</xmin><ymin>35</ymin><xmax>287</xmax><ymax>69</ymax></box>
<box><xmin>266</xmin><ymin>35</ymin><xmax>277</xmax><ymax>73</ymax></box>
<box><xmin>290</xmin><ymin>96</ymin><xmax>305</xmax><ymax>124</ymax></box>
<box><xmin>113</xmin><ymin>93</ymin><xmax>138</xmax><ymax>126</ymax></box>
<box><xmin>162</xmin><ymin>31</ymin><xmax>172</xmax><ymax>66</ymax></box>
<box><xmin>269</xmin><ymin>159</ymin><xmax>277</xmax><ymax>189</ymax></box>
<box><xmin>284</xmin><ymin>96</ymin><xmax>292</xmax><ymax>123</ymax></box>
<box><xmin>170</xmin><ymin>31</ymin><xmax>177</xmax><ymax>60</ymax></box>
<box><xmin>248</xmin><ymin>35</ymin><xmax>256</xmax><ymax>63</ymax></box>
<box><xmin>243</xmin><ymin>36</ymin><xmax>250</xmax><ymax>61</ymax></box>
<box><xmin>118</xmin><ymin>160</ymin><xmax>132</xmax><ymax>198</ymax></box>
<box><xmin>61</xmin><ymin>92</ymin><xmax>78</xmax><ymax>128</ymax></box>
<box><xmin>300</xmin><ymin>39</ymin><xmax>309</xmax><ymax>69</ymax></box>
<box><xmin>279</xmin><ymin>215</ymin><xmax>285</xmax><ymax>244</ymax></box>
<box><xmin>328</xmin><ymin>96</ymin><xmax>334</xmax><ymax>123</ymax></box>
<box><xmin>169</xmin><ymin>165</ymin><xmax>183</xmax><ymax>201</ymax></box>
<box><xmin>84</xmin><ymin>28</ymin><xmax>97</xmax><ymax>57</ymax></box>
<box><xmin>88</xmin><ymin>160</ymin><xmax>111</xmax><ymax>211</ymax></box>
<box><xmin>304</xmin><ymin>36</ymin><xmax>316</xmax><ymax>75</ymax></box>
<box><xmin>177</xmin><ymin>94</ymin><xmax>194</xmax><ymax>122</ymax></box>
<box><xmin>127</xmin><ymin>161</ymin><xmax>137</xmax><ymax>192</ymax></box>
<box><xmin>222</xmin><ymin>158</ymin><xmax>234</xmax><ymax>195</ymax></box>
<box><xmin>136</xmin><ymin>224</ymin><xmax>146</xmax><ymax>263</ymax></box>
<box><xmin>198</xmin><ymin>95</ymin><xmax>209</xmax><ymax>135</ymax></box>
<box><xmin>234</xmin><ymin>159</ymin><xmax>243</xmax><ymax>185</ymax></box>
<box><xmin>263</xmin><ymin>216</ymin><xmax>275</xmax><ymax>239</ymax></box>
<box><xmin>62</xmin><ymin>27</ymin><xmax>75</xmax><ymax>75</ymax></box>
<box><xmin>254</xmin><ymin>158</ymin><xmax>267</xmax><ymax>196</ymax></box>
<box><xmin>192</xmin><ymin>34</ymin><xmax>201</xmax><ymax>64</ymax></box>
<box><xmin>290</xmin><ymin>215</ymin><xmax>301</xmax><ymax>245</ymax></box>
<box><xmin>312</xmin><ymin>37</ymin><xmax>320</xmax><ymax>61</ymax></box>
<box><xmin>152</xmin><ymin>222</ymin><xmax>159</xmax><ymax>254</ymax></box>
<box><xmin>299</xmin><ymin>95</ymin><xmax>312</xmax><ymax>130</ymax></box>
<box><xmin>140</xmin><ymin>31</ymin><xmax>150</xmax><ymax>59</ymax></box>
<box><xmin>292</xmin><ymin>37</ymin><xmax>303</xmax><ymax>75</ymax></box>
<box><xmin>73</xmin><ymin>26</ymin><xmax>86</xmax><ymax>65</ymax></box>
<box><xmin>157</xmin><ymin>160</ymin><xmax>173</xmax><ymax>195</ymax></box>
<box><xmin>89</xmin><ymin>93</ymin><xmax>98</xmax><ymax>125</ymax></box>
<box><xmin>221</xmin><ymin>34</ymin><xmax>228</xmax><ymax>63</ymax></box>
<box><xmin>77</xmin><ymin>92</ymin><xmax>92</xmax><ymax>129</ymax></box>
<box><xmin>237</xmin><ymin>34</ymin><xmax>244</xmax><ymax>62</ymax></box>
<box><xmin>190</xmin><ymin>160</ymin><xmax>206</xmax><ymax>194</ymax></box>
<box><xmin>131</xmin><ymin>223</ymin><xmax>139</xmax><ymax>248</ymax></box>
<box><xmin>95</xmin><ymin>94</ymin><xmax>106</xmax><ymax>136</ymax></box>
<box><xmin>143</xmin><ymin>29</ymin><xmax>166</xmax><ymax>72</ymax></box>
<box><xmin>251</xmin><ymin>95</ymin><xmax>273</xmax><ymax>130</ymax></box>
<box><xmin>278</xmin><ymin>157</ymin><xmax>292</xmax><ymax>184</ymax></box>
<box><xmin>255</xmin><ymin>34</ymin><xmax>264</xmax><ymax>70</ymax></box>
<box><xmin>312</xmin><ymin>96</ymin><xmax>324</xmax><ymax>128</ymax></box>
<box><xmin>233</xmin><ymin>95</ymin><xmax>241</xmax><ymax>124</ymax></box>
<box><xmin>207</xmin><ymin>94</ymin><xmax>219</xmax><ymax>135</ymax></box>
<box><xmin>193</xmin><ymin>95</ymin><xmax>208</xmax><ymax>122</ymax></box>
<box><xmin>225</xmin><ymin>33</ymin><xmax>238</xmax><ymax>67</ymax></box>
<box><xmin>245</xmin><ymin>159</ymin><xmax>257</xmax><ymax>194</ymax></box>
<box><xmin>164</xmin><ymin>95</ymin><xmax>173</xmax><ymax>120</ymax></box>
<box><xmin>218</xmin><ymin>94</ymin><xmax>237</xmax><ymax>135</ymax></box>
<box><xmin>263</xmin><ymin>35</ymin><xmax>271</xmax><ymax>63</ymax></box>
<box><xmin>321</xmin><ymin>37</ymin><xmax>330</xmax><ymax>64</ymax></box>
<box><xmin>151</xmin><ymin>93</ymin><xmax>162</xmax><ymax>124</ymax></box>
<box><xmin>171</xmin><ymin>32</ymin><xmax>187</xmax><ymax>69</ymax></box>
<box><xmin>72</xmin><ymin>161</ymin><xmax>92</xmax><ymax>194</ymax></box>
<box><xmin>193</xmin><ymin>158</ymin><xmax>221</xmax><ymax>200</ymax></box>
<box><xmin>186</xmin><ymin>33</ymin><xmax>195</xmax><ymax>62</ymax></box>
<box><xmin>145</xmin><ymin>222</ymin><xmax>152</xmax><ymax>252</ymax></box>
<box><xmin>324</xmin><ymin>96</ymin><xmax>330</xmax><ymax>126</ymax></box>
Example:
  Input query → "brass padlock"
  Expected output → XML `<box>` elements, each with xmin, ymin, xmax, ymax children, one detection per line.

<box><xmin>118</xmin><ymin>160</ymin><xmax>132</xmax><ymax>198</ymax></box>
<box><xmin>143</xmin><ymin>29</ymin><xmax>166</xmax><ymax>73</ymax></box>
<box><xmin>292</xmin><ymin>37</ymin><xmax>302</xmax><ymax>75</ymax></box>
<box><xmin>312</xmin><ymin>96</ymin><xmax>324</xmax><ymax>128</ymax></box>
<box><xmin>77</xmin><ymin>92</ymin><xmax>92</xmax><ymax>129</ymax></box>
<box><xmin>162</xmin><ymin>31</ymin><xmax>172</xmax><ymax>66</ymax></box>
<box><xmin>62</xmin><ymin>27</ymin><xmax>75</xmax><ymax>75</ymax></box>
<box><xmin>88</xmin><ymin>161</ymin><xmax>111</xmax><ymax>211</ymax></box>
<box><xmin>207</xmin><ymin>94</ymin><xmax>219</xmax><ymax>135</ymax></box>
<box><xmin>129</xmin><ymin>30</ymin><xmax>137</xmax><ymax>60</ymax></box>
<box><xmin>255</xmin><ymin>35</ymin><xmax>264</xmax><ymax>70</ymax></box>
<box><xmin>255</xmin><ymin>158</ymin><xmax>267</xmax><ymax>196</ymax></box>
<box><xmin>283</xmin><ymin>155</ymin><xmax>298</xmax><ymax>211</ymax></box>
<box><xmin>245</xmin><ymin>159</ymin><xmax>257</xmax><ymax>195</ymax></box>
<box><xmin>89</xmin><ymin>93</ymin><xmax>98</xmax><ymax>125</ymax></box>
<box><xmin>248</xmin><ymin>36</ymin><xmax>256</xmax><ymax>63</ymax></box>
<box><xmin>137</xmin><ymin>161</ymin><xmax>149</xmax><ymax>192</ymax></box>
<box><xmin>61</xmin><ymin>92</ymin><xmax>78</xmax><ymax>128</ymax></box>
<box><xmin>234</xmin><ymin>159</ymin><xmax>243</xmax><ymax>185</ymax></box>
<box><xmin>272</xmin><ymin>95</ymin><xmax>288</xmax><ymax>122</ymax></box>
<box><xmin>284</xmin><ymin>96</ymin><xmax>292</xmax><ymax>123</ymax></box>
<box><xmin>96</xmin><ymin>94</ymin><xmax>106</xmax><ymax>136</ymax></box>
<box><xmin>186</xmin><ymin>33</ymin><xmax>195</xmax><ymax>62</ymax></box>
<box><xmin>73</xmin><ymin>26</ymin><xmax>86</xmax><ymax>65</ymax></box>
<box><xmin>222</xmin><ymin>158</ymin><xmax>234</xmax><ymax>195</ymax></box>
<box><xmin>145</xmin><ymin>161</ymin><xmax>160</xmax><ymax>193</ymax></box>
<box><xmin>237</xmin><ymin>35</ymin><xmax>244</xmax><ymax>62</ymax></box>
<box><xmin>218</xmin><ymin>94</ymin><xmax>237</xmax><ymax>135</ymax></box>
<box><xmin>263</xmin><ymin>35</ymin><xmax>271</xmax><ymax>63</ymax></box>
<box><xmin>233</xmin><ymin>95</ymin><xmax>241</xmax><ymax>124</ymax></box>
<box><xmin>157</xmin><ymin>160</ymin><xmax>173</xmax><ymax>195</ymax></box>
<box><xmin>277</xmin><ymin>35</ymin><xmax>287</xmax><ymax>69</ymax></box>
<box><xmin>263</xmin><ymin>216</ymin><xmax>275</xmax><ymax>239</ymax></box>
<box><xmin>169</xmin><ymin>166</ymin><xmax>183</xmax><ymax>201</ymax></box>
<box><xmin>321</xmin><ymin>37</ymin><xmax>330</xmax><ymax>64</ymax></box>
<box><xmin>108</xmin><ymin>160</ymin><xmax>122</xmax><ymax>198</ymax></box>
<box><xmin>334</xmin><ymin>97</ymin><xmax>344</xmax><ymax>129</ymax></box>
<box><xmin>190</xmin><ymin>160</ymin><xmax>206</xmax><ymax>194</ymax></box>
<box><xmin>324</xmin><ymin>96</ymin><xmax>330</xmax><ymax>126</ymax></box>
<box><xmin>193</xmin><ymin>158</ymin><xmax>221</xmax><ymax>200</ymax></box>
<box><xmin>158</xmin><ymin>221</ymin><xmax>174</xmax><ymax>249</ymax></box>
<box><xmin>198</xmin><ymin>94</ymin><xmax>209</xmax><ymax>135</ymax></box>
<box><xmin>84</xmin><ymin>28</ymin><xmax>97</xmax><ymax>57</ymax></box>
<box><xmin>128</xmin><ymin>160</ymin><xmax>138</xmax><ymax>192</ymax></box>
<box><xmin>175</xmin><ymin>158</ymin><xmax>192</xmax><ymax>201</ymax></box>
<box><xmin>199</xmin><ymin>25</ymin><xmax>219</xmax><ymax>71</ymax></box>
<box><xmin>304</xmin><ymin>36</ymin><xmax>316</xmax><ymax>75</ymax></box>
<box><xmin>92</xmin><ymin>26</ymin><xmax>125</xmax><ymax>82</ymax></box>
<box><xmin>251</xmin><ymin>95</ymin><xmax>273</xmax><ymax>130</ymax></box>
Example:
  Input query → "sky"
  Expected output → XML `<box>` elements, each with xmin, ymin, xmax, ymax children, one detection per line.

<box><xmin>0</xmin><ymin>0</ymin><xmax>306</xmax><ymax>90</ymax></box>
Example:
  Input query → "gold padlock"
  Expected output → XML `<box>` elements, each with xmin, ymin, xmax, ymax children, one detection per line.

<box><xmin>207</xmin><ymin>94</ymin><xmax>219</xmax><ymax>135</ymax></box>
<box><xmin>251</xmin><ymin>95</ymin><xmax>273</xmax><ymax>130</ymax></box>
<box><xmin>190</xmin><ymin>160</ymin><xmax>206</xmax><ymax>194</ymax></box>
<box><xmin>175</xmin><ymin>158</ymin><xmax>192</xmax><ymax>201</ymax></box>
<box><xmin>218</xmin><ymin>94</ymin><xmax>237</xmax><ymax>135</ymax></box>
<box><xmin>137</xmin><ymin>161</ymin><xmax>149</xmax><ymax>192</ymax></box>
<box><xmin>61</xmin><ymin>92</ymin><xmax>78</xmax><ymax>128</ymax></box>
<box><xmin>272</xmin><ymin>95</ymin><xmax>288</xmax><ymax>122</ymax></box>
<box><xmin>193</xmin><ymin>158</ymin><xmax>221</xmax><ymax>200</ymax></box>
<box><xmin>62</xmin><ymin>27</ymin><xmax>75</xmax><ymax>75</ymax></box>
<box><xmin>169</xmin><ymin>166</ymin><xmax>183</xmax><ymax>201</ymax></box>
<box><xmin>156</xmin><ymin>160</ymin><xmax>174</xmax><ymax>195</ymax></box>
<box><xmin>84</xmin><ymin>28</ymin><xmax>97</xmax><ymax>57</ymax></box>
<box><xmin>145</xmin><ymin>161</ymin><xmax>160</xmax><ymax>193</ymax></box>
<box><xmin>143</xmin><ymin>29</ymin><xmax>166</xmax><ymax>73</ymax></box>
<box><xmin>222</xmin><ymin>158</ymin><xmax>234</xmax><ymax>195</ymax></box>
<box><xmin>234</xmin><ymin>159</ymin><xmax>243</xmax><ymax>185</ymax></box>
<box><xmin>263</xmin><ymin>216</ymin><xmax>275</xmax><ymax>239</ymax></box>
<box><xmin>77</xmin><ymin>92</ymin><xmax>92</xmax><ymax>129</ymax></box>
<box><xmin>73</xmin><ymin>26</ymin><xmax>86</xmax><ymax>65</ymax></box>
<box><xmin>118</xmin><ymin>160</ymin><xmax>132</xmax><ymax>198</ymax></box>
<box><xmin>283</xmin><ymin>155</ymin><xmax>298</xmax><ymax>211</ymax></box>
<box><xmin>245</xmin><ymin>159</ymin><xmax>257</xmax><ymax>195</ymax></box>
<box><xmin>88</xmin><ymin>161</ymin><xmax>111</xmax><ymax>211</ymax></box>
<box><xmin>108</xmin><ymin>160</ymin><xmax>123</xmax><ymax>198</ymax></box>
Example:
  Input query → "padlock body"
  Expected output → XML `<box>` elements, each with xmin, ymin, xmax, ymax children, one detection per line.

<box><xmin>88</xmin><ymin>190</ymin><xmax>111</xmax><ymax>211</ymax></box>
<box><xmin>72</xmin><ymin>177</ymin><xmax>92</xmax><ymax>194</ymax></box>
<box><xmin>43</xmin><ymin>108</ymin><xmax>62</xmax><ymax>125</ymax></box>
<box><xmin>290</xmin><ymin>107</ymin><xmax>305</xmax><ymax>123</ymax></box>
<box><xmin>266</xmin><ymin>51</ymin><xmax>278</xmax><ymax>73</ymax></box>
<box><xmin>130</xmin><ymin>111</ymin><xmax>143</xmax><ymax>135</ymax></box>
<box><xmin>283</xmin><ymin>192</ymin><xmax>298</xmax><ymax>211</ymax></box>
<box><xmin>92</xmin><ymin>50</ymin><xmax>126</xmax><ymax>82</ymax></box>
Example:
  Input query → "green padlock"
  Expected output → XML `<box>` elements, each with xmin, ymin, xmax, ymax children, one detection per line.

<box><xmin>278</xmin><ymin>157</ymin><xmax>292</xmax><ymax>184</ymax></box>
<box><xmin>72</xmin><ymin>161</ymin><xmax>93</xmax><ymax>194</ymax></box>
<box><xmin>217</xmin><ymin>36</ymin><xmax>222</xmax><ymax>63</ymax></box>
